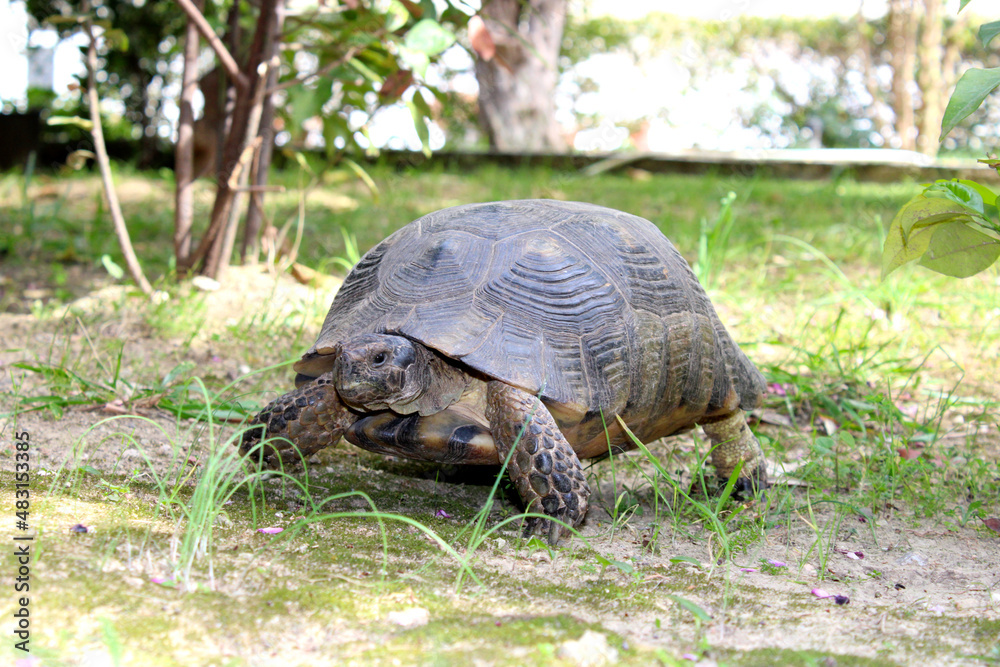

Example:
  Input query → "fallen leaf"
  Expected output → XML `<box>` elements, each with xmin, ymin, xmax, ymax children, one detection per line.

<box><xmin>984</xmin><ymin>517</ymin><xmax>1000</xmax><ymax>534</ymax></box>
<box><xmin>468</xmin><ymin>16</ymin><xmax>496</xmax><ymax>61</ymax></box>
<box><xmin>766</xmin><ymin>382</ymin><xmax>789</xmax><ymax>397</ymax></box>
<box><xmin>897</xmin><ymin>448</ymin><xmax>921</xmax><ymax>460</ymax></box>
<box><xmin>379</xmin><ymin>69</ymin><xmax>414</xmax><ymax>100</ymax></box>
<box><xmin>102</xmin><ymin>399</ymin><xmax>127</xmax><ymax>414</ymax></box>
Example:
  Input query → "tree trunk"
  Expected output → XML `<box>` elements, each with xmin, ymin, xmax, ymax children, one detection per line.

<box><xmin>474</xmin><ymin>0</ymin><xmax>567</xmax><ymax>152</ymax></box>
<box><xmin>242</xmin><ymin>0</ymin><xmax>285</xmax><ymax>263</ymax></box>
<box><xmin>917</xmin><ymin>0</ymin><xmax>944</xmax><ymax>155</ymax></box>
<box><xmin>181</xmin><ymin>0</ymin><xmax>279</xmax><ymax>279</ymax></box>
<box><xmin>888</xmin><ymin>0</ymin><xmax>919</xmax><ymax>151</ymax></box>
<box><xmin>174</xmin><ymin>0</ymin><xmax>202</xmax><ymax>266</ymax></box>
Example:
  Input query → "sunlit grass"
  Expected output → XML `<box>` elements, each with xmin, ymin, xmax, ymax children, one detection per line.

<box><xmin>2</xmin><ymin>163</ymin><xmax>998</xmax><ymax>664</ymax></box>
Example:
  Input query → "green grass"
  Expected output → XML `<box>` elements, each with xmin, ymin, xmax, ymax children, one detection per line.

<box><xmin>1</xmin><ymin>162</ymin><xmax>999</xmax><ymax>665</ymax></box>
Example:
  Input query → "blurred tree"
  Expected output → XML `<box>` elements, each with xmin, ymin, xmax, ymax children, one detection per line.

<box><xmin>30</xmin><ymin>0</ymin><xmax>471</xmax><ymax>281</ymax></box>
<box><xmin>473</xmin><ymin>0</ymin><xmax>568</xmax><ymax>151</ymax></box>
<box><xmin>560</xmin><ymin>9</ymin><xmax>989</xmax><ymax>156</ymax></box>
<box><xmin>888</xmin><ymin>0</ymin><xmax>919</xmax><ymax>151</ymax></box>
<box><xmin>26</xmin><ymin>0</ymin><xmax>188</xmax><ymax>167</ymax></box>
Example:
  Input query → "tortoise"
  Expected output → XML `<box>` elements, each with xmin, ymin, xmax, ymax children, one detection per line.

<box><xmin>240</xmin><ymin>199</ymin><xmax>767</xmax><ymax>541</ymax></box>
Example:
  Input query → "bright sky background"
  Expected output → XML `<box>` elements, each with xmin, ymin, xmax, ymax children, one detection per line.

<box><xmin>3</xmin><ymin>0</ymin><xmax>1000</xmax><ymax>151</ymax></box>
<box><xmin>0</xmin><ymin>0</ymin><xmax>963</xmax><ymax>104</ymax></box>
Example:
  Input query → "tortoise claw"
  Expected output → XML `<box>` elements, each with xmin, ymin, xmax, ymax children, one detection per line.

<box><xmin>520</xmin><ymin>512</ymin><xmax>572</xmax><ymax>546</ymax></box>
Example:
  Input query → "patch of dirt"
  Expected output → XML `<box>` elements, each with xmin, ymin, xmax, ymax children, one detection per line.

<box><xmin>1</xmin><ymin>271</ymin><xmax>998</xmax><ymax>666</ymax></box>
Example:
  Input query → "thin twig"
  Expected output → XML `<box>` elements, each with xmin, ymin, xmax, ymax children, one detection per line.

<box><xmin>83</xmin><ymin>14</ymin><xmax>153</xmax><ymax>296</ymax></box>
<box><xmin>174</xmin><ymin>0</ymin><xmax>249</xmax><ymax>91</ymax></box>
<box><xmin>268</xmin><ymin>45</ymin><xmax>362</xmax><ymax>94</ymax></box>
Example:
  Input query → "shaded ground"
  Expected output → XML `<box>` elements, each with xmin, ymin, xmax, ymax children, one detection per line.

<box><xmin>2</xmin><ymin>263</ymin><xmax>998</xmax><ymax>666</ymax></box>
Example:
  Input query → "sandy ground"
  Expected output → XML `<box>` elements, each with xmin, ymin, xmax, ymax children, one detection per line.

<box><xmin>1</xmin><ymin>265</ymin><xmax>998</xmax><ymax>665</ymax></box>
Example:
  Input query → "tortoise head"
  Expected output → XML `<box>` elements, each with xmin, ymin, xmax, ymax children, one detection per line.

<box><xmin>334</xmin><ymin>333</ymin><xmax>472</xmax><ymax>416</ymax></box>
<box><xmin>335</xmin><ymin>334</ymin><xmax>421</xmax><ymax>412</ymax></box>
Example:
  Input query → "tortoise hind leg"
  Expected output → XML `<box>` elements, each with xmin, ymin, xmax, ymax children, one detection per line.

<box><xmin>700</xmin><ymin>410</ymin><xmax>768</xmax><ymax>496</ymax></box>
<box><xmin>485</xmin><ymin>382</ymin><xmax>590</xmax><ymax>544</ymax></box>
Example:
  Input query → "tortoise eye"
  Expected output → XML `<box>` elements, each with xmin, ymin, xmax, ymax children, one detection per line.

<box><xmin>372</xmin><ymin>352</ymin><xmax>387</xmax><ymax>366</ymax></box>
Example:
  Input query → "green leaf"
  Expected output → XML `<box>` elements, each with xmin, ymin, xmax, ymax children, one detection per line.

<box><xmin>940</xmin><ymin>67</ymin><xmax>1000</xmax><ymax>140</ymax></box>
<box><xmin>958</xmin><ymin>0</ymin><xmax>973</xmax><ymax>10</ymax></box>
<box><xmin>881</xmin><ymin>196</ymin><xmax>970</xmax><ymax>279</ymax></box>
<box><xmin>610</xmin><ymin>559</ymin><xmax>634</xmax><ymax>574</ymax></box>
<box><xmin>160</xmin><ymin>361</ymin><xmax>196</xmax><ymax>388</ymax></box>
<box><xmin>953</xmin><ymin>179</ymin><xmax>998</xmax><ymax>207</ymax></box>
<box><xmin>923</xmin><ymin>180</ymin><xmax>986</xmax><ymax>216</ymax></box>
<box><xmin>407</xmin><ymin>89</ymin><xmax>434</xmax><ymax>156</ymax></box>
<box><xmin>348</xmin><ymin>57</ymin><xmax>383</xmax><ymax>84</ymax></box>
<box><xmin>47</xmin><ymin>115</ymin><xmax>94</xmax><ymax>131</ymax></box>
<box><xmin>918</xmin><ymin>221</ymin><xmax>1000</xmax><ymax>278</ymax></box>
<box><xmin>342</xmin><ymin>158</ymin><xmax>380</xmax><ymax>202</ymax></box>
<box><xmin>923</xmin><ymin>179</ymin><xmax>999</xmax><ymax>228</ymax></box>
<box><xmin>285</xmin><ymin>85</ymin><xmax>327</xmax><ymax>132</ymax></box>
<box><xmin>668</xmin><ymin>556</ymin><xmax>703</xmax><ymax>567</ymax></box>
<box><xmin>104</xmin><ymin>28</ymin><xmax>129</xmax><ymax>52</ymax></box>
<box><xmin>403</xmin><ymin>19</ymin><xmax>455</xmax><ymax>56</ymax></box>
<box><xmin>101</xmin><ymin>254</ymin><xmax>124</xmax><ymax>280</ymax></box>
<box><xmin>979</xmin><ymin>20</ymin><xmax>1000</xmax><ymax>47</ymax></box>
<box><xmin>386</xmin><ymin>0</ymin><xmax>411</xmax><ymax>32</ymax></box>
<box><xmin>397</xmin><ymin>45</ymin><xmax>430</xmax><ymax>78</ymax></box>
<box><xmin>665</xmin><ymin>594</ymin><xmax>712</xmax><ymax>623</ymax></box>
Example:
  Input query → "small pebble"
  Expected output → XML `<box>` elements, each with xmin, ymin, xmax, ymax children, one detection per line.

<box><xmin>387</xmin><ymin>607</ymin><xmax>429</xmax><ymax>629</ymax></box>
<box><xmin>556</xmin><ymin>630</ymin><xmax>618</xmax><ymax>666</ymax></box>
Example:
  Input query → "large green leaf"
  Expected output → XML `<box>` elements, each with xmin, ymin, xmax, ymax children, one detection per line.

<box><xmin>919</xmin><ymin>221</ymin><xmax>1000</xmax><ymax>278</ymax></box>
<box><xmin>406</xmin><ymin>93</ymin><xmax>432</xmax><ymax>157</ymax></box>
<box><xmin>940</xmin><ymin>67</ymin><xmax>1000</xmax><ymax>140</ymax></box>
<box><xmin>403</xmin><ymin>19</ymin><xmax>456</xmax><ymax>56</ymax></box>
<box><xmin>882</xmin><ymin>196</ymin><xmax>970</xmax><ymax>279</ymax></box>
<box><xmin>386</xmin><ymin>0</ymin><xmax>410</xmax><ymax>32</ymax></box>
<box><xmin>979</xmin><ymin>20</ymin><xmax>1000</xmax><ymax>47</ymax></box>
<box><xmin>398</xmin><ymin>45</ymin><xmax>431</xmax><ymax>78</ymax></box>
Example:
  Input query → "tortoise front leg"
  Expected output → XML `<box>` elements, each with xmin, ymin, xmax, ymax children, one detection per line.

<box><xmin>240</xmin><ymin>372</ymin><xmax>357</xmax><ymax>469</ymax></box>
<box><xmin>486</xmin><ymin>382</ymin><xmax>590</xmax><ymax>544</ymax></box>
<box><xmin>700</xmin><ymin>410</ymin><xmax>768</xmax><ymax>496</ymax></box>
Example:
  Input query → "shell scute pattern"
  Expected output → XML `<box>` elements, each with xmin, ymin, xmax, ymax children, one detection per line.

<box><xmin>300</xmin><ymin>200</ymin><xmax>764</xmax><ymax>454</ymax></box>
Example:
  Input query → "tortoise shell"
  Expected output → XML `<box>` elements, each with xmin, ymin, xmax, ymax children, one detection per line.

<box><xmin>294</xmin><ymin>199</ymin><xmax>764</xmax><ymax>458</ymax></box>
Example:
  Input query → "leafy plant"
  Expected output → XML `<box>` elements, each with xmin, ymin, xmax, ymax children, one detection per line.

<box><xmin>883</xmin><ymin>1</ymin><xmax>1000</xmax><ymax>279</ymax></box>
<box><xmin>882</xmin><ymin>179</ymin><xmax>1000</xmax><ymax>279</ymax></box>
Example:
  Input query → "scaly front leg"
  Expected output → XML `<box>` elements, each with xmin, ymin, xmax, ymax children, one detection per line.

<box><xmin>240</xmin><ymin>373</ymin><xmax>357</xmax><ymax>469</ymax></box>
<box><xmin>486</xmin><ymin>382</ymin><xmax>590</xmax><ymax>544</ymax></box>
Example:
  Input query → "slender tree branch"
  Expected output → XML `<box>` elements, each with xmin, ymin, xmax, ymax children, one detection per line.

<box><xmin>268</xmin><ymin>44</ymin><xmax>362</xmax><ymax>94</ymax></box>
<box><xmin>83</xmin><ymin>14</ymin><xmax>153</xmax><ymax>296</ymax></box>
<box><xmin>184</xmin><ymin>0</ymin><xmax>279</xmax><ymax>278</ymax></box>
<box><xmin>174</xmin><ymin>0</ymin><xmax>249</xmax><ymax>91</ymax></box>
